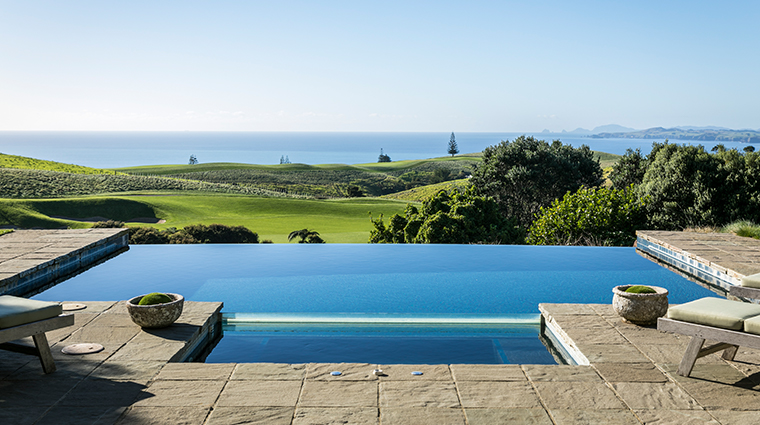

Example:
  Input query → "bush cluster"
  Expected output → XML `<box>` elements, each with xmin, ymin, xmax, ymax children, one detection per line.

<box><xmin>91</xmin><ymin>220</ymin><xmax>126</xmax><ymax>228</ymax></box>
<box><xmin>610</xmin><ymin>142</ymin><xmax>760</xmax><ymax>229</ymax></box>
<box><xmin>370</xmin><ymin>187</ymin><xmax>523</xmax><ymax>244</ymax></box>
<box><xmin>129</xmin><ymin>224</ymin><xmax>259</xmax><ymax>244</ymax></box>
<box><xmin>527</xmin><ymin>185</ymin><xmax>646</xmax><ymax>246</ymax></box>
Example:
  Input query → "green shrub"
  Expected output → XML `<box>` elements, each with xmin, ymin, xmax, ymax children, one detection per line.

<box><xmin>624</xmin><ymin>285</ymin><xmax>657</xmax><ymax>294</ymax></box>
<box><xmin>721</xmin><ymin>220</ymin><xmax>760</xmax><ymax>240</ymax></box>
<box><xmin>370</xmin><ymin>187</ymin><xmax>523</xmax><ymax>244</ymax></box>
<box><xmin>182</xmin><ymin>223</ymin><xmax>259</xmax><ymax>243</ymax></box>
<box><xmin>138</xmin><ymin>292</ymin><xmax>173</xmax><ymax>305</ymax></box>
<box><xmin>129</xmin><ymin>224</ymin><xmax>259</xmax><ymax>244</ymax></box>
<box><xmin>527</xmin><ymin>185</ymin><xmax>646</xmax><ymax>246</ymax></box>
<box><xmin>91</xmin><ymin>220</ymin><xmax>125</xmax><ymax>228</ymax></box>
<box><xmin>129</xmin><ymin>227</ymin><xmax>169</xmax><ymax>244</ymax></box>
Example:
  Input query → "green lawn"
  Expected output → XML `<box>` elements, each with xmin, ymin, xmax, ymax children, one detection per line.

<box><xmin>0</xmin><ymin>194</ymin><xmax>411</xmax><ymax>243</ymax></box>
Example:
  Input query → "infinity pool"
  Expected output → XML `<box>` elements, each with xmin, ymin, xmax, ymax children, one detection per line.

<box><xmin>35</xmin><ymin>244</ymin><xmax>717</xmax><ymax>364</ymax></box>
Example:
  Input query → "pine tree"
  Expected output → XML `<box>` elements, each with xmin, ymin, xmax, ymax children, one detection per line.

<box><xmin>448</xmin><ymin>132</ymin><xmax>459</xmax><ymax>156</ymax></box>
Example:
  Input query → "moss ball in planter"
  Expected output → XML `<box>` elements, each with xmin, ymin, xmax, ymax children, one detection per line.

<box><xmin>624</xmin><ymin>285</ymin><xmax>657</xmax><ymax>294</ymax></box>
<box><xmin>127</xmin><ymin>293</ymin><xmax>184</xmax><ymax>328</ymax></box>
<box><xmin>138</xmin><ymin>292</ymin><xmax>173</xmax><ymax>305</ymax></box>
<box><xmin>612</xmin><ymin>285</ymin><xmax>668</xmax><ymax>325</ymax></box>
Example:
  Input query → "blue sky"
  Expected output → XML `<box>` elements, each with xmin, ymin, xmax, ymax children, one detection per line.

<box><xmin>1</xmin><ymin>1</ymin><xmax>758</xmax><ymax>132</ymax></box>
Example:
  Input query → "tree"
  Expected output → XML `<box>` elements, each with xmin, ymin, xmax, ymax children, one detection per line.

<box><xmin>527</xmin><ymin>185</ymin><xmax>647</xmax><ymax>246</ymax></box>
<box><xmin>189</xmin><ymin>154</ymin><xmax>198</xmax><ymax>165</ymax></box>
<box><xmin>609</xmin><ymin>148</ymin><xmax>648</xmax><ymax>189</ymax></box>
<box><xmin>744</xmin><ymin>145</ymin><xmax>756</xmax><ymax>153</ymax></box>
<box><xmin>448</xmin><ymin>132</ymin><xmax>459</xmax><ymax>156</ymax></box>
<box><xmin>637</xmin><ymin>143</ymin><xmax>719</xmax><ymax>229</ymax></box>
<box><xmin>288</xmin><ymin>228</ymin><xmax>325</xmax><ymax>243</ymax></box>
<box><xmin>369</xmin><ymin>187</ymin><xmax>523</xmax><ymax>244</ymax></box>
<box><xmin>378</xmin><ymin>148</ymin><xmax>391</xmax><ymax>163</ymax></box>
<box><xmin>470</xmin><ymin>136</ymin><xmax>603</xmax><ymax>229</ymax></box>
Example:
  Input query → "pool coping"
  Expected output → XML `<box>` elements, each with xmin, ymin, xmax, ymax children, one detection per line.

<box><xmin>0</xmin><ymin>229</ymin><xmax>129</xmax><ymax>297</ymax></box>
<box><xmin>636</xmin><ymin>230</ymin><xmax>760</xmax><ymax>296</ymax></box>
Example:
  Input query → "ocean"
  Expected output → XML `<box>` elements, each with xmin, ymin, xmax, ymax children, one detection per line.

<box><xmin>0</xmin><ymin>131</ymin><xmax>755</xmax><ymax>169</ymax></box>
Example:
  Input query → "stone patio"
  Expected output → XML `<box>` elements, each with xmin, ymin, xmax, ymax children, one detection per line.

<box><xmin>3</xmin><ymin>230</ymin><xmax>760</xmax><ymax>423</ymax></box>
<box><xmin>2</xmin><ymin>301</ymin><xmax>760</xmax><ymax>424</ymax></box>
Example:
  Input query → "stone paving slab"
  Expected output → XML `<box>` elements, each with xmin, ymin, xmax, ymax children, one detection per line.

<box><xmin>464</xmin><ymin>408</ymin><xmax>553</xmax><ymax>425</ymax></box>
<box><xmin>206</xmin><ymin>406</ymin><xmax>293</xmax><ymax>425</ymax></box>
<box><xmin>450</xmin><ymin>363</ymin><xmax>526</xmax><ymax>381</ymax></box>
<box><xmin>303</xmin><ymin>380</ymin><xmax>378</xmax><ymax>407</ymax></box>
<box><xmin>457</xmin><ymin>381</ymin><xmax>542</xmax><ymax>408</ymax></box>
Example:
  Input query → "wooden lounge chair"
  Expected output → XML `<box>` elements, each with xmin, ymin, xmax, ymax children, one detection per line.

<box><xmin>0</xmin><ymin>296</ymin><xmax>74</xmax><ymax>373</ymax></box>
<box><xmin>658</xmin><ymin>273</ymin><xmax>760</xmax><ymax>377</ymax></box>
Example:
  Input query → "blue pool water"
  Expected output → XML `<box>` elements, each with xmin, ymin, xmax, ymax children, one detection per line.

<box><xmin>35</xmin><ymin>244</ymin><xmax>717</xmax><ymax>364</ymax></box>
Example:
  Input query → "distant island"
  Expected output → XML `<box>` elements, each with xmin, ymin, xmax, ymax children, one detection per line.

<box><xmin>590</xmin><ymin>127</ymin><xmax>760</xmax><ymax>143</ymax></box>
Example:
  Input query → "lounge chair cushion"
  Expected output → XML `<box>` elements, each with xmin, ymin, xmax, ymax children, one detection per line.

<box><xmin>741</xmin><ymin>273</ymin><xmax>760</xmax><ymax>289</ymax></box>
<box><xmin>667</xmin><ymin>297</ymin><xmax>760</xmax><ymax>331</ymax></box>
<box><xmin>0</xmin><ymin>296</ymin><xmax>62</xmax><ymax>329</ymax></box>
<box><xmin>744</xmin><ymin>315</ymin><xmax>760</xmax><ymax>335</ymax></box>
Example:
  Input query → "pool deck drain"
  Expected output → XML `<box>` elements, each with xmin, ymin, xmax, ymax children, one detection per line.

<box><xmin>2</xmin><ymin>302</ymin><xmax>760</xmax><ymax>424</ymax></box>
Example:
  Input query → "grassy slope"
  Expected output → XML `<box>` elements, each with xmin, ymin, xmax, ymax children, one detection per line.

<box><xmin>112</xmin><ymin>154</ymin><xmax>483</xmax><ymax>175</ymax></box>
<box><xmin>594</xmin><ymin>151</ymin><xmax>620</xmax><ymax>170</ymax></box>
<box><xmin>0</xmin><ymin>194</ymin><xmax>410</xmax><ymax>243</ymax></box>
<box><xmin>0</xmin><ymin>153</ymin><xmax>118</xmax><ymax>175</ymax></box>
<box><xmin>382</xmin><ymin>179</ymin><xmax>471</xmax><ymax>202</ymax></box>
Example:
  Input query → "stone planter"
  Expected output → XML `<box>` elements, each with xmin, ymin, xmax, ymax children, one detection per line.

<box><xmin>126</xmin><ymin>293</ymin><xmax>184</xmax><ymax>329</ymax></box>
<box><xmin>612</xmin><ymin>285</ymin><xmax>668</xmax><ymax>325</ymax></box>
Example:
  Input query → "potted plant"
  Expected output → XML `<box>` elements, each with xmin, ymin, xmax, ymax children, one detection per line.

<box><xmin>612</xmin><ymin>285</ymin><xmax>668</xmax><ymax>325</ymax></box>
<box><xmin>126</xmin><ymin>292</ymin><xmax>184</xmax><ymax>328</ymax></box>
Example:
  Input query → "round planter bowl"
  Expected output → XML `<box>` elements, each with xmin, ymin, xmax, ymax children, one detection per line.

<box><xmin>612</xmin><ymin>285</ymin><xmax>669</xmax><ymax>325</ymax></box>
<box><xmin>126</xmin><ymin>293</ymin><xmax>184</xmax><ymax>329</ymax></box>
